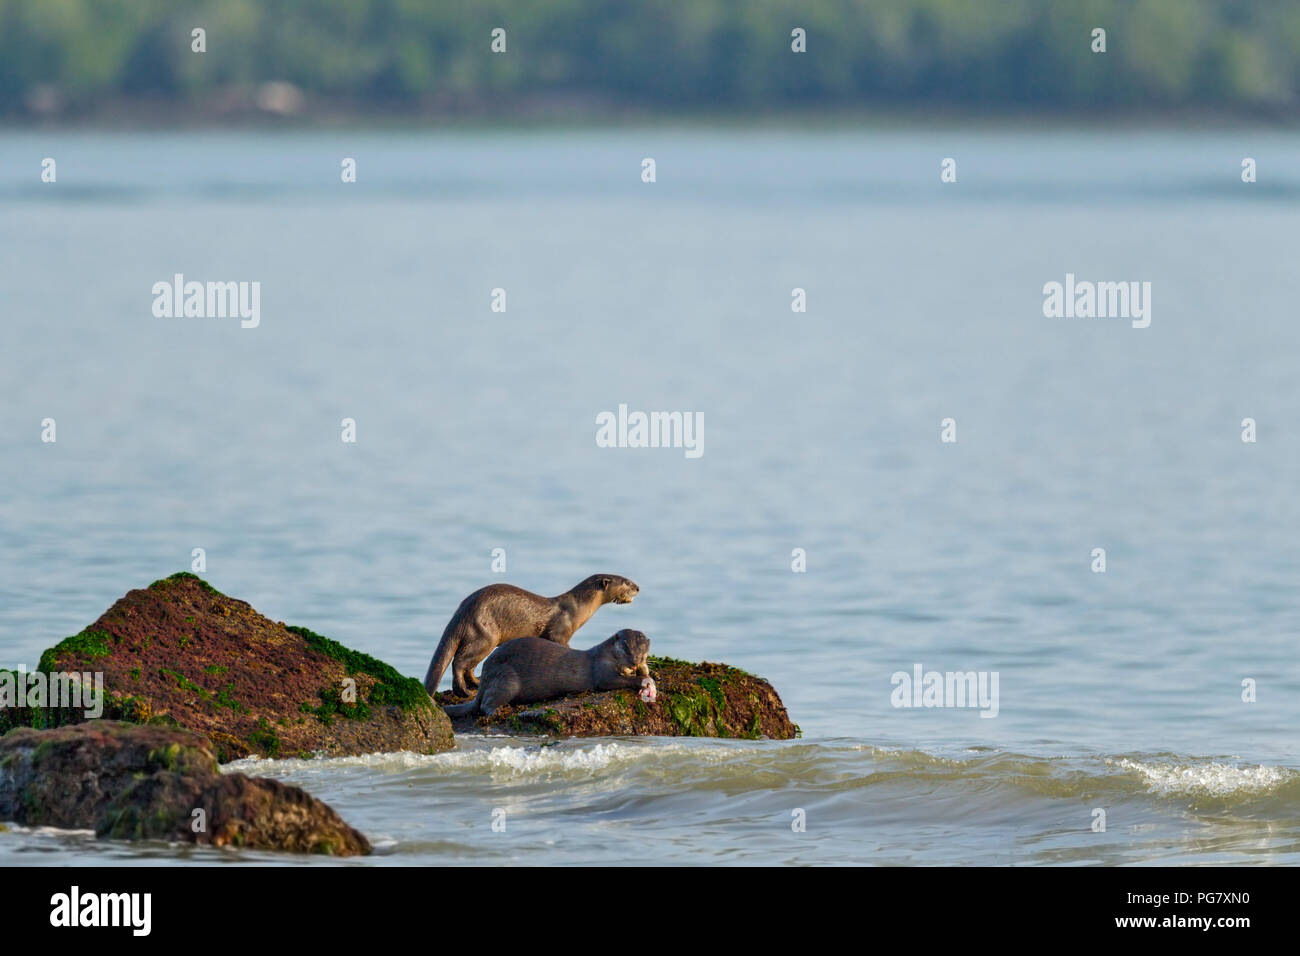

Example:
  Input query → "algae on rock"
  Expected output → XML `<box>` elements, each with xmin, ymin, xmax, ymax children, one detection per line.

<box><xmin>13</xmin><ymin>573</ymin><xmax>453</xmax><ymax>761</ymax></box>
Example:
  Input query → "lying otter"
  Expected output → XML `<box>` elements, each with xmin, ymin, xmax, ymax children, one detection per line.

<box><xmin>423</xmin><ymin>574</ymin><xmax>639</xmax><ymax>697</ymax></box>
<box><xmin>442</xmin><ymin>629</ymin><xmax>653</xmax><ymax>719</ymax></box>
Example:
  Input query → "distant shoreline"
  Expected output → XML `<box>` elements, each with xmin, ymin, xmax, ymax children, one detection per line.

<box><xmin>4</xmin><ymin>94</ymin><xmax>1296</xmax><ymax>132</ymax></box>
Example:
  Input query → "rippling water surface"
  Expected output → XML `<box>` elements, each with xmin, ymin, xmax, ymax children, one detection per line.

<box><xmin>1</xmin><ymin>128</ymin><xmax>1298</xmax><ymax>864</ymax></box>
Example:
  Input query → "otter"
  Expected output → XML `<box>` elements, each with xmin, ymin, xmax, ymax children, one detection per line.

<box><xmin>441</xmin><ymin>629</ymin><xmax>652</xmax><ymax>719</ymax></box>
<box><xmin>423</xmin><ymin>574</ymin><xmax>639</xmax><ymax>697</ymax></box>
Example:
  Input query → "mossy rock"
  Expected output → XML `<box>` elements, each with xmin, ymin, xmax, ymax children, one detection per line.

<box><xmin>0</xmin><ymin>720</ymin><xmax>370</xmax><ymax>855</ymax></box>
<box><xmin>18</xmin><ymin>572</ymin><xmax>453</xmax><ymax>761</ymax></box>
<box><xmin>436</xmin><ymin>656</ymin><xmax>797</xmax><ymax>739</ymax></box>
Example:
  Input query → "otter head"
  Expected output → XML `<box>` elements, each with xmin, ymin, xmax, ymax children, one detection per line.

<box><xmin>610</xmin><ymin>628</ymin><xmax>651</xmax><ymax>678</ymax></box>
<box><xmin>590</xmin><ymin>574</ymin><xmax>639</xmax><ymax>605</ymax></box>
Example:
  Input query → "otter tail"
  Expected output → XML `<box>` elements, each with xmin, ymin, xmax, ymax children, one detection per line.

<box><xmin>441</xmin><ymin>699</ymin><xmax>477</xmax><ymax>718</ymax></box>
<box><xmin>423</xmin><ymin>630</ymin><xmax>458</xmax><ymax>694</ymax></box>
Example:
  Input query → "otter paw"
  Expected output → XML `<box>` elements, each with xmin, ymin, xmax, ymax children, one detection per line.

<box><xmin>639</xmin><ymin>677</ymin><xmax>657</xmax><ymax>703</ymax></box>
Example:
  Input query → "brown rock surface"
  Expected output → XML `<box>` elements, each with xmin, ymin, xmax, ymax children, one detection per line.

<box><xmin>12</xmin><ymin>572</ymin><xmax>452</xmax><ymax>761</ymax></box>
<box><xmin>0</xmin><ymin>720</ymin><xmax>370</xmax><ymax>855</ymax></box>
<box><xmin>437</xmin><ymin>656</ymin><xmax>798</xmax><ymax>739</ymax></box>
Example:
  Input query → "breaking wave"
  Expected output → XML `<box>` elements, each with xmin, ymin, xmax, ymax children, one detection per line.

<box><xmin>227</xmin><ymin>737</ymin><xmax>1300</xmax><ymax>812</ymax></box>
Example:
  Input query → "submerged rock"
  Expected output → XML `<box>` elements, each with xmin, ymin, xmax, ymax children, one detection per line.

<box><xmin>437</xmin><ymin>657</ymin><xmax>798</xmax><ymax>739</ymax></box>
<box><xmin>12</xmin><ymin>572</ymin><xmax>452</xmax><ymax>761</ymax></box>
<box><xmin>0</xmin><ymin>720</ymin><xmax>370</xmax><ymax>855</ymax></box>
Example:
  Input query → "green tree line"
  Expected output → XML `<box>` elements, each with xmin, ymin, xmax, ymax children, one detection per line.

<box><xmin>1</xmin><ymin>0</ymin><xmax>1297</xmax><ymax>116</ymax></box>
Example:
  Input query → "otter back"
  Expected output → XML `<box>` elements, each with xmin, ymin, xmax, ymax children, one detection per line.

<box><xmin>422</xmin><ymin>575</ymin><xmax>638</xmax><ymax>697</ymax></box>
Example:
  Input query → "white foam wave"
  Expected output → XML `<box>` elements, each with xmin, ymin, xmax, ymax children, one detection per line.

<box><xmin>0</xmin><ymin>822</ymin><xmax>97</xmax><ymax>837</ymax></box>
<box><xmin>226</xmin><ymin>738</ymin><xmax>745</xmax><ymax>779</ymax></box>
<box><xmin>1112</xmin><ymin>758</ymin><xmax>1295</xmax><ymax>796</ymax></box>
<box><xmin>437</xmin><ymin>742</ymin><xmax>627</xmax><ymax>774</ymax></box>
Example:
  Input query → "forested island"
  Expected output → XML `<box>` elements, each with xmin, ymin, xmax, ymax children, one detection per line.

<box><xmin>1</xmin><ymin>0</ymin><xmax>1297</xmax><ymax>121</ymax></box>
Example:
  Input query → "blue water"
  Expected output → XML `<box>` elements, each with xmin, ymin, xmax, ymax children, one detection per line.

<box><xmin>1</xmin><ymin>127</ymin><xmax>1298</xmax><ymax>864</ymax></box>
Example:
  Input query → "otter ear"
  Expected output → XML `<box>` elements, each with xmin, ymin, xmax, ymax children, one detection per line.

<box><xmin>601</xmin><ymin>577</ymin><xmax>611</xmax><ymax>589</ymax></box>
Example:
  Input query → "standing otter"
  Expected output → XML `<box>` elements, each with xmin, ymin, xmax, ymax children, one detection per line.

<box><xmin>442</xmin><ymin>629</ymin><xmax>653</xmax><ymax>719</ymax></box>
<box><xmin>423</xmin><ymin>574</ymin><xmax>639</xmax><ymax>697</ymax></box>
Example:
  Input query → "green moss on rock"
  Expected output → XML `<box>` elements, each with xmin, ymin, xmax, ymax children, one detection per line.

<box><xmin>285</xmin><ymin>625</ymin><xmax>431</xmax><ymax>714</ymax></box>
<box><xmin>248</xmin><ymin>717</ymin><xmax>282</xmax><ymax>758</ymax></box>
<box><xmin>21</xmin><ymin>573</ymin><xmax>454</xmax><ymax>760</ymax></box>
<box><xmin>38</xmin><ymin>629</ymin><xmax>113</xmax><ymax>673</ymax></box>
<box><xmin>150</xmin><ymin>571</ymin><xmax>221</xmax><ymax>596</ymax></box>
<box><xmin>439</xmin><ymin>657</ymin><xmax>795</xmax><ymax>740</ymax></box>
